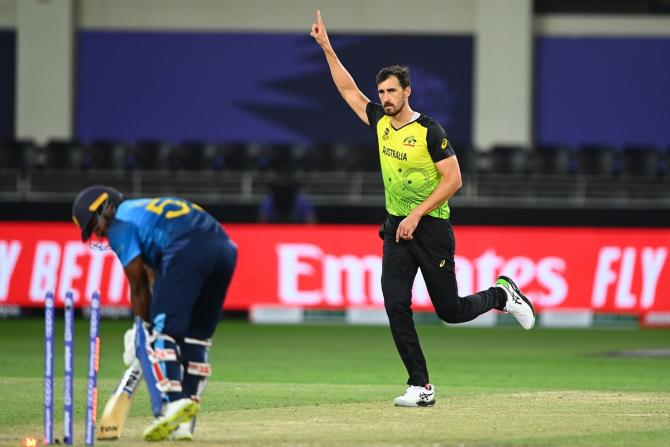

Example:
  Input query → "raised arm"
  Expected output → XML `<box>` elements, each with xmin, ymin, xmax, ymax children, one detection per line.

<box><xmin>310</xmin><ymin>10</ymin><xmax>370</xmax><ymax>124</ymax></box>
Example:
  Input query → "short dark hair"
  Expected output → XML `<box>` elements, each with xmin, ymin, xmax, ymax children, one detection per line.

<box><xmin>376</xmin><ymin>65</ymin><xmax>411</xmax><ymax>89</ymax></box>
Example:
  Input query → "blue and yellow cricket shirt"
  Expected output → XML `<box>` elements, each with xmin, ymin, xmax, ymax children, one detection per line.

<box><xmin>107</xmin><ymin>197</ymin><xmax>225</xmax><ymax>268</ymax></box>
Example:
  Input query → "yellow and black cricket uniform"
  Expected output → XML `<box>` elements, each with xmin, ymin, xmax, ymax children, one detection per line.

<box><xmin>367</xmin><ymin>102</ymin><xmax>505</xmax><ymax>387</ymax></box>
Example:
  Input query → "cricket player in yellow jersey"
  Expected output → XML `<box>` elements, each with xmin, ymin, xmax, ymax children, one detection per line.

<box><xmin>311</xmin><ymin>10</ymin><xmax>536</xmax><ymax>407</ymax></box>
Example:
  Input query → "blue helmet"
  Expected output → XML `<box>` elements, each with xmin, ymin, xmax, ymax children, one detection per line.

<box><xmin>72</xmin><ymin>185</ymin><xmax>124</xmax><ymax>241</ymax></box>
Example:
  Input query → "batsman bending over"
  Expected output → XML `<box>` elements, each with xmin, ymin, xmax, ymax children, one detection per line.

<box><xmin>72</xmin><ymin>185</ymin><xmax>237</xmax><ymax>441</ymax></box>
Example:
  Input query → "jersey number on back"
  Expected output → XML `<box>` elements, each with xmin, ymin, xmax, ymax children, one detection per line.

<box><xmin>145</xmin><ymin>198</ymin><xmax>204</xmax><ymax>219</ymax></box>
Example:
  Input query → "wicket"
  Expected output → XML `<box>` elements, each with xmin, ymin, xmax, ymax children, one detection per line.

<box><xmin>43</xmin><ymin>292</ymin><xmax>54</xmax><ymax>445</ymax></box>
<box><xmin>64</xmin><ymin>293</ymin><xmax>74</xmax><ymax>444</ymax></box>
<box><xmin>85</xmin><ymin>292</ymin><xmax>101</xmax><ymax>445</ymax></box>
<box><xmin>43</xmin><ymin>291</ymin><xmax>101</xmax><ymax>446</ymax></box>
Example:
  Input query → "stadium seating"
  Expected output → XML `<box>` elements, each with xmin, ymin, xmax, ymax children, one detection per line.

<box><xmin>1</xmin><ymin>139</ymin><xmax>669</xmax><ymax>207</ymax></box>
<box><xmin>489</xmin><ymin>144</ymin><xmax>530</xmax><ymax>175</ymax></box>
<box><xmin>84</xmin><ymin>139</ymin><xmax>127</xmax><ymax>170</ymax></box>
<box><xmin>347</xmin><ymin>142</ymin><xmax>380</xmax><ymax>172</ymax></box>
<box><xmin>45</xmin><ymin>139</ymin><xmax>83</xmax><ymax>170</ymax></box>
<box><xmin>621</xmin><ymin>145</ymin><xmax>664</xmax><ymax>177</ymax></box>
<box><xmin>131</xmin><ymin>140</ymin><xmax>170</xmax><ymax>170</ymax></box>
<box><xmin>532</xmin><ymin>144</ymin><xmax>576</xmax><ymax>176</ymax></box>
<box><xmin>577</xmin><ymin>144</ymin><xmax>618</xmax><ymax>176</ymax></box>
<box><xmin>0</xmin><ymin>138</ymin><xmax>36</xmax><ymax>170</ymax></box>
<box><xmin>452</xmin><ymin>143</ymin><xmax>475</xmax><ymax>177</ymax></box>
<box><xmin>220</xmin><ymin>142</ymin><xmax>253</xmax><ymax>171</ymax></box>
<box><xmin>168</xmin><ymin>141</ymin><xmax>210</xmax><ymax>171</ymax></box>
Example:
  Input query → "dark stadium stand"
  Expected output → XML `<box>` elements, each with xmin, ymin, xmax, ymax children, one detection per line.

<box><xmin>0</xmin><ymin>139</ymin><xmax>669</xmax><ymax>226</ymax></box>
<box><xmin>577</xmin><ymin>144</ymin><xmax>618</xmax><ymax>176</ymax></box>
<box><xmin>621</xmin><ymin>145</ymin><xmax>665</xmax><ymax>177</ymax></box>
<box><xmin>0</xmin><ymin>138</ymin><xmax>35</xmax><ymax>170</ymax></box>
<box><xmin>532</xmin><ymin>144</ymin><xmax>575</xmax><ymax>176</ymax></box>
<box><xmin>490</xmin><ymin>145</ymin><xmax>530</xmax><ymax>175</ymax></box>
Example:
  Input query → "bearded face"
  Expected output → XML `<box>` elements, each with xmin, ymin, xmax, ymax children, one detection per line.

<box><xmin>377</xmin><ymin>76</ymin><xmax>410</xmax><ymax>117</ymax></box>
<box><xmin>383</xmin><ymin>98</ymin><xmax>406</xmax><ymax>117</ymax></box>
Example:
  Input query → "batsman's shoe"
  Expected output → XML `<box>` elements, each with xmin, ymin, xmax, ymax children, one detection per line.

<box><xmin>170</xmin><ymin>421</ymin><xmax>194</xmax><ymax>441</ymax></box>
<box><xmin>143</xmin><ymin>398</ymin><xmax>199</xmax><ymax>442</ymax></box>
<box><xmin>393</xmin><ymin>384</ymin><xmax>435</xmax><ymax>407</ymax></box>
<box><xmin>496</xmin><ymin>275</ymin><xmax>535</xmax><ymax>330</ymax></box>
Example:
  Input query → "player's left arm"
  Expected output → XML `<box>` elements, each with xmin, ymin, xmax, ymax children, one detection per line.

<box><xmin>395</xmin><ymin>157</ymin><xmax>461</xmax><ymax>241</ymax></box>
<box><xmin>124</xmin><ymin>255</ymin><xmax>152</xmax><ymax>322</ymax></box>
<box><xmin>396</xmin><ymin>122</ymin><xmax>462</xmax><ymax>242</ymax></box>
<box><xmin>418</xmin><ymin>156</ymin><xmax>463</xmax><ymax>215</ymax></box>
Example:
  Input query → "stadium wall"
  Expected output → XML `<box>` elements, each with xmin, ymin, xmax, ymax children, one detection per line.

<box><xmin>4</xmin><ymin>0</ymin><xmax>670</xmax><ymax>148</ymax></box>
<box><xmin>535</xmin><ymin>37</ymin><xmax>670</xmax><ymax>148</ymax></box>
<box><xmin>75</xmin><ymin>32</ymin><xmax>474</xmax><ymax>145</ymax></box>
<box><xmin>72</xmin><ymin>30</ymin><xmax>670</xmax><ymax>148</ymax></box>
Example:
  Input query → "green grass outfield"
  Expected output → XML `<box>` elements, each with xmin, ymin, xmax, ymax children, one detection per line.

<box><xmin>1</xmin><ymin>318</ymin><xmax>669</xmax><ymax>446</ymax></box>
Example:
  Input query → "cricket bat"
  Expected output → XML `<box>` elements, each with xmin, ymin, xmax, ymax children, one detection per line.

<box><xmin>97</xmin><ymin>359</ymin><xmax>143</xmax><ymax>440</ymax></box>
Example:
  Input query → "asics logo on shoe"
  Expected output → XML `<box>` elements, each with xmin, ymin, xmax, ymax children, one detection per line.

<box><xmin>419</xmin><ymin>391</ymin><xmax>434</xmax><ymax>401</ymax></box>
<box><xmin>496</xmin><ymin>275</ymin><xmax>536</xmax><ymax>330</ymax></box>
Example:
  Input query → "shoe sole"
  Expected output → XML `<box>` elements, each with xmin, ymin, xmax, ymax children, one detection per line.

<box><xmin>143</xmin><ymin>401</ymin><xmax>199</xmax><ymax>442</ymax></box>
<box><xmin>394</xmin><ymin>400</ymin><xmax>436</xmax><ymax>408</ymax></box>
<box><xmin>498</xmin><ymin>275</ymin><xmax>536</xmax><ymax>317</ymax></box>
<box><xmin>417</xmin><ymin>399</ymin><xmax>435</xmax><ymax>407</ymax></box>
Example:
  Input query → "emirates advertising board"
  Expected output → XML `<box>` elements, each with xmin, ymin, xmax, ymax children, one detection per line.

<box><xmin>0</xmin><ymin>223</ymin><xmax>668</xmax><ymax>318</ymax></box>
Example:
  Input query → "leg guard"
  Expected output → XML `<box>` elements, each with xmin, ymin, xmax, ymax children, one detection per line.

<box><xmin>134</xmin><ymin>317</ymin><xmax>168</xmax><ymax>417</ymax></box>
<box><xmin>135</xmin><ymin>318</ymin><xmax>187</xmax><ymax>415</ymax></box>
<box><xmin>180</xmin><ymin>337</ymin><xmax>212</xmax><ymax>403</ymax></box>
<box><xmin>153</xmin><ymin>333</ymin><xmax>185</xmax><ymax>401</ymax></box>
<box><xmin>173</xmin><ymin>337</ymin><xmax>211</xmax><ymax>438</ymax></box>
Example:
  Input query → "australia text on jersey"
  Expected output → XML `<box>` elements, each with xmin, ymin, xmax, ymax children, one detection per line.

<box><xmin>382</xmin><ymin>146</ymin><xmax>408</xmax><ymax>161</ymax></box>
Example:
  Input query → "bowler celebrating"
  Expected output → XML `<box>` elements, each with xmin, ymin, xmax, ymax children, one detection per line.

<box><xmin>310</xmin><ymin>10</ymin><xmax>535</xmax><ymax>407</ymax></box>
<box><xmin>72</xmin><ymin>186</ymin><xmax>237</xmax><ymax>441</ymax></box>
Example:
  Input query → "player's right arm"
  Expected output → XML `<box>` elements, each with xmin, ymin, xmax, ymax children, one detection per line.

<box><xmin>107</xmin><ymin>220</ymin><xmax>151</xmax><ymax>321</ymax></box>
<box><xmin>311</xmin><ymin>10</ymin><xmax>370</xmax><ymax>125</ymax></box>
<box><xmin>124</xmin><ymin>256</ymin><xmax>152</xmax><ymax>322</ymax></box>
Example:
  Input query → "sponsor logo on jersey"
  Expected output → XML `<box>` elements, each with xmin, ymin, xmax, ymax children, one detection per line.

<box><xmin>402</xmin><ymin>136</ymin><xmax>416</xmax><ymax>147</ymax></box>
<box><xmin>382</xmin><ymin>146</ymin><xmax>408</xmax><ymax>161</ymax></box>
<box><xmin>382</xmin><ymin>128</ymin><xmax>390</xmax><ymax>140</ymax></box>
<box><xmin>441</xmin><ymin>138</ymin><xmax>449</xmax><ymax>152</ymax></box>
